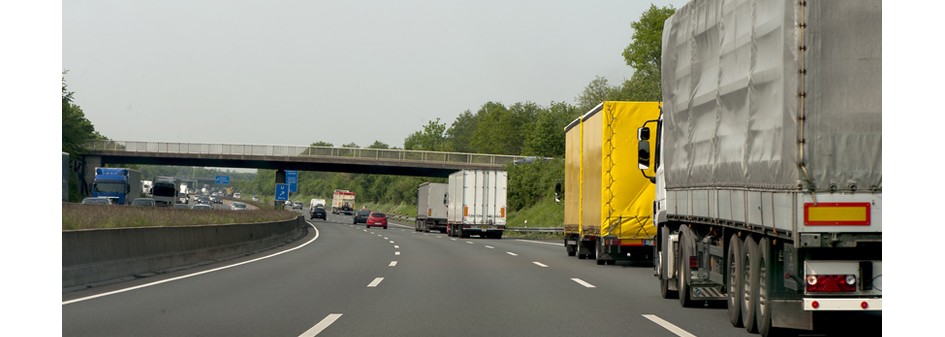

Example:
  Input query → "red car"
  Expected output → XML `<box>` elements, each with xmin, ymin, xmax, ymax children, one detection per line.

<box><xmin>366</xmin><ymin>212</ymin><xmax>388</xmax><ymax>229</ymax></box>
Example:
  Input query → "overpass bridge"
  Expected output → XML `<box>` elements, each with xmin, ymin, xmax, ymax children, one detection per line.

<box><xmin>78</xmin><ymin>140</ymin><xmax>540</xmax><ymax>200</ymax></box>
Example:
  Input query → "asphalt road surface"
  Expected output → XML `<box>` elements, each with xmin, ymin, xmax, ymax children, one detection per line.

<box><xmin>62</xmin><ymin>212</ymin><xmax>881</xmax><ymax>337</ymax></box>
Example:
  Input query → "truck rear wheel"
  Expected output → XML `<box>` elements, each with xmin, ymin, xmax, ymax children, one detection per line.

<box><xmin>727</xmin><ymin>234</ymin><xmax>744</xmax><ymax>327</ymax></box>
<box><xmin>742</xmin><ymin>236</ymin><xmax>760</xmax><ymax>333</ymax></box>
<box><xmin>677</xmin><ymin>227</ymin><xmax>696</xmax><ymax>307</ymax></box>
<box><xmin>757</xmin><ymin>237</ymin><xmax>785</xmax><ymax>337</ymax></box>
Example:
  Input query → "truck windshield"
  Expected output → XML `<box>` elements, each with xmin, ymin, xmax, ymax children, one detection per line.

<box><xmin>152</xmin><ymin>184</ymin><xmax>176</xmax><ymax>197</ymax></box>
<box><xmin>93</xmin><ymin>182</ymin><xmax>126</xmax><ymax>193</ymax></box>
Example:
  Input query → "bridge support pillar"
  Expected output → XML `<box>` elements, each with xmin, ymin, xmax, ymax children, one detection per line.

<box><xmin>82</xmin><ymin>155</ymin><xmax>102</xmax><ymax>198</ymax></box>
<box><xmin>274</xmin><ymin>169</ymin><xmax>286</xmax><ymax>210</ymax></box>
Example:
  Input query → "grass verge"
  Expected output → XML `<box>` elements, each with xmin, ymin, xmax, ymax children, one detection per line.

<box><xmin>62</xmin><ymin>203</ymin><xmax>298</xmax><ymax>231</ymax></box>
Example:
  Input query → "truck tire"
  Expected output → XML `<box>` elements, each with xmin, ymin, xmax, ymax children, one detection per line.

<box><xmin>658</xmin><ymin>227</ymin><xmax>678</xmax><ymax>299</ymax></box>
<box><xmin>596</xmin><ymin>240</ymin><xmax>606</xmax><ymax>265</ymax></box>
<box><xmin>566</xmin><ymin>241</ymin><xmax>577</xmax><ymax>257</ymax></box>
<box><xmin>727</xmin><ymin>234</ymin><xmax>744</xmax><ymax>327</ymax></box>
<box><xmin>757</xmin><ymin>237</ymin><xmax>784</xmax><ymax>337</ymax></box>
<box><xmin>677</xmin><ymin>227</ymin><xmax>696</xmax><ymax>307</ymax></box>
<box><xmin>742</xmin><ymin>236</ymin><xmax>760</xmax><ymax>333</ymax></box>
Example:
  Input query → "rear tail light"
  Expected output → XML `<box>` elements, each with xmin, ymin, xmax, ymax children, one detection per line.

<box><xmin>806</xmin><ymin>274</ymin><xmax>857</xmax><ymax>292</ymax></box>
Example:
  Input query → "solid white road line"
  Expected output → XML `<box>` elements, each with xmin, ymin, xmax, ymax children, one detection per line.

<box><xmin>484</xmin><ymin>245</ymin><xmax>495</xmax><ymax>249</ymax></box>
<box><xmin>571</xmin><ymin>278</ymin><xmax>596</xmax><ymax>288</ymax></box>
<box><xmin>63</xmin><ymin>222</ymin><xmax>323</xmax><ymax>306</ymax></box>
<box><xmin>642</xmin><ymin>314</ymin><xmax>697</xmax><ymax>337</ymax></box>
<box><xmin>506</xmin><ymin>252</ymin><xmax>518</xmax><ymax>256</ymax></box>
<box><xmin>389</xmin><ymin>261</ymin><xmax>398</xmax><ymax>267</ymax></box>
<box><xmin>466</xmin><ymin>241</ymin><xmax>475</xmax><ymax>244</ymax></box>
<box><xmin>298</xmin><ymin>313</ymin><xmax>343</xmax><ymax>337</ymax></box>
<box><xmin>532</xmin><ymin>262</ymin><xmax>548</xmax><ymax>268</ymax></box>
<box><xmin>367</xmin><ymin>277</ymin><xmax>384</xmax><ymax>287</ymax></box>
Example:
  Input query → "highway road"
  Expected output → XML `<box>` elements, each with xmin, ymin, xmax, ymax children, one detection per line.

<box><xmin>62</xmin><ymin>212</ymin><xmax>880</xmax><ymax>337</ymax></box>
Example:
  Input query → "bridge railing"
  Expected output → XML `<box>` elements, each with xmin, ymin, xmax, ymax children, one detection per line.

<box><xmin>87</xmin><ymin>140</ymin><xmax>540</xmax><ymax>166</ymax></box>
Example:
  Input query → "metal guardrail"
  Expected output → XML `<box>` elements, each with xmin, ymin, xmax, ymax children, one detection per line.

<box><xmin>87</xmin><ymin>140</ymin><xmax>546</xmax><ymax>167</ymax></box>
<box><xmin>505</xmin><ymin>227</ymin><xmax>564</xmax><ymax>233</ymax></box>
<box><xmin>387</xmin><ymin>216</ymin><xmax>562</xmax><ymax>233</ymax></box>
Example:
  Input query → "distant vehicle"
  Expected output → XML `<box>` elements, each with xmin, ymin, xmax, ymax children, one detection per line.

<box><xmin>141</xmin><ymin>180</ymin><xmax>153</xmax><ymax>196</ymax></box>
<box><xmin>415</xmin><ymin>182</ymin><xmax>448</xmax><ymax>233</ymax></box>
<box><xmin>152</xmin><ymin>176</ymin><xmax>178</xmax><ymax>207</ymax></box>
<box><xmin>352</xmin><ymin>209</ymin><xmax>371</xmax><ymax>224</ymax></box>
<box><xmin>331</xmin><ymin>190</ymin><xmax>355</xmax><ymax>215</ymax></box>
<box><xmin>178</xmin><ymin>193</ymin><xmax>190</xmax><ymax>204</ymax></box>
<box><xmin>174</xmin><ymin>203</ymin><xmax>193</xmax><ymax>209</ymax></box>
<box><xmin>131</xmin><ymin>198</ymin><xmax>157</xmax><ymax>207</ymax></box>
<box><xmin>209</xmin><ymin>195</ymin><xmax>222</xmax><ymax>204</ymax></box>
<box><xmin>366</xmin><ymin>212</ymin><xmax>388</xmax><ymax>229</ymax></box>
<box><xmin>292</xmin><ymin>201</ymin><xmax>303</xmax><ymax>210</ymax></box>
<box><xmin>81</xmin><ymin>197</ymin><xmax>113</xmax><ymax>205</ymax></box>
<box><xmin>310</xmin><ymin>198</ymin><xmax>327</xmax><ymax>209</ymax></box>
<box><xmin>310</xmin><ymin>205</ymin><xmax>327</xmax><ymax>220</ymax></box>
<box><xmin>233</xmin><ymin>192</ymin><xmax>241</xmax><ymax>199</ymax></box>
<box><xmin>192</xmin><ymin>204</ymin><xmax>213</xmax><ymax>210</ymax></box>
<box><xmin>230</xmin><ymin>202</ymin><xmax>247</xmax><ymax>210</ymax></box>
<box><xmin>91</xmin><ymin>167</ymin><xmax>142</xmax><ymax>205</ymax></box>
<box><xmin>196</xmin><ymin>195</ymin><xmax>211</xmax><ymax>205</ymax></box>
<box><xmin>447</xmin><ymin>170</ymin><xmax>507</xmax><ymax>239</ymax></box>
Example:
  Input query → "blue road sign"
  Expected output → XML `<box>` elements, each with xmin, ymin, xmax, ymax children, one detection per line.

<box><xmin>216</xmin><ymin>175</ymin><xmax>230</xmax><ymax>184</ymax></box>
<box><xmin>275</xmin><ymin>183</ymin><xmax>289</xmax><ymax>201</ymax></box>
<box><xmin>286</xmin><ymin>170</ymin><xmax>298</xmax><ymax>193</ymax></box>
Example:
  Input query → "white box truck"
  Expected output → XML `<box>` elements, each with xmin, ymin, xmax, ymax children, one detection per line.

<box><xmin>636</xmin><ymin>1</ymin><xmax>881</xmax><ymax>335</ymax></box>
<box><xmin>446</xmin><ymin>170</ymin><xmax>507</xmax><ymax>239</ymax></box>
<box><xmin>415</xmin><ymin>182</ymin><xmax>448</xmax><ymax>233</ymax></box>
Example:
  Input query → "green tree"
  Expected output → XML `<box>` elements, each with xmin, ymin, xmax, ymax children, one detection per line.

<box><xmin>367</xmin><ymin>141</ymin><xmax>389</xmax><ymax>149</ymax></box>
<box><xmin>310</xmin><ymin>141</ymin><xmax>333</xmax><ymax>147</ymax></box>
<box><xmin>444</xmin><ymin>110</ymin><xmax>477</xmax><ymax>153</ymax></box>
<box><xmin>621</xmin><ymin>4</ymin><xmax>676</xmax><ymax>101</ymax></box>
<box><xmin>575</xmin><ymin>75</ymin><xmax>619</xmax><ymax>113</ymax></box>
<box><xmin>62</xmin><ymin>73</ymin><xmax>104</xmax><ymax>154</ymax></box>
<box><xmin>342</xmin><ymin>142</ymin><xmax>360</xmax><ymax>148</ymax></box>
<box><xmin>523</xmin><ymin>101</ymin><xmax>579</xmax><ymax>158</ymax></box>
<box><xmin>403</xmin><ymin>118</ymin><xmax>447</xmax><ymax>151</ymax></box>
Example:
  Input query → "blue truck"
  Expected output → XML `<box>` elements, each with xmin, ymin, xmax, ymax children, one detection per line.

<box><xmin>91</xmin><ymin>167</ymin><xmax>142</xmax><ymax>205</ymax></box>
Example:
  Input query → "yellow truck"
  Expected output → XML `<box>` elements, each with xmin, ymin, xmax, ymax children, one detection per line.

<box><xmin>562</xmin><ymin>101</ymin><xmax>661</xmax><ymax>265</ymax></box>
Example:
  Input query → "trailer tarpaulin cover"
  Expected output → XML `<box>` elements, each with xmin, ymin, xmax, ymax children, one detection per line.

<box><xmin>660</xmin><ymin>0</ymin><xmax>881</xmax><ymax>192</ymax></box>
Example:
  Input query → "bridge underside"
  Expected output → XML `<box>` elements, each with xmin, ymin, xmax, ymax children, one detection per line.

<box><xmin>95</xmin><ymin>153</ymin><xmax>481</xmax><ymax>178</ymax></box>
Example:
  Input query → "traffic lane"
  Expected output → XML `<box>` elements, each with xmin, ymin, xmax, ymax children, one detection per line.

<box><xmin>404</xmin><ymin>233</ymin><xmax>763</xmax><ymax>337</ymax></box>
<box><xmin>321</xmin><ymin>226</ymin><xmax>682</xmax><ymax>337</ymax></box>
<box><xmin>62</xmin><ymin>220</ymin><xmax>397</xmax><ymax>337</ymax></box>
<box><xmin>454</xmin><ymin>236</ymin><xmax>883</xmax><ymax>337</ymax></box>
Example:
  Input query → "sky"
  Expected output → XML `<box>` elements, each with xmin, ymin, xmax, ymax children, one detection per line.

<box><xmin>62</xmin><ymin>0</ymin><xmax>688</xmax><ymax>148</ymax></box>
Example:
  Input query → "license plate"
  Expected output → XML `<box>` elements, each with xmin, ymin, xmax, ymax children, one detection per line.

<box><xmin>566</xmin><ymin>240</ymin><xmax>577</xmax><ymax>245</ymax></box>
<box><xmin>481</xmin><ymin>226</ymin><xmax>490</xmax><ymax>229</ymax></box>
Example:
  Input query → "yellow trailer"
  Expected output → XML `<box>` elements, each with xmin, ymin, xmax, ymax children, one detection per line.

<box><xmin>563</xmin><ymin>101</ymin><xmax>660</xmax><ymax>264</ymax></box>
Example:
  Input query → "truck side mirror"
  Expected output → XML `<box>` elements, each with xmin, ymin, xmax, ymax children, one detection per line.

<box><xmin>554</xmin><ymin>182</ymin><xmax>563</xmax><ymax>203</ymax></box>
<box><xmin>637</xmin><ymin>126</ymin><xmax>651</xmax><ymax>169</ymax></box>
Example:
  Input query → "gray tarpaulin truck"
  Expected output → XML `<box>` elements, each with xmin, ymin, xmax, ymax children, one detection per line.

<box><xmin>636</xmin><ymin>1</ymin><xmax>882</xmax><ymax>336</ymax></box>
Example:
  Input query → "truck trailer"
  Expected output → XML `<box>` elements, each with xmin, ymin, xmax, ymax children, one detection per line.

<box><xmin>415</xmin><ymin>182</ymin><xmax>448</xmax><ymax>233</ymax></box>
<box><xmin>446</xmin><ymin>170</ymin><xmax>507</xmax><ymax>239</ymax></box>
<box><xmin>331</xmin><ymin>189</ymin><xmax>355</xmax><ymax>215</ymax></box>
<box><xmin>636</xmin><ymin>1</ymin><xmax>882</xmax><ymax>335</ymax></box>
<box><xmin>563</xmin><ymin>101</ymin><xmax>661</xmax><ymax>265</ymax></box>
<box><xmin>91</xmin><ymin>167</ymin><xmax>142</xmax><ymax>205</ymax></box>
